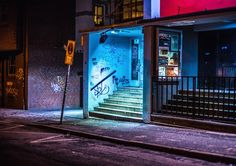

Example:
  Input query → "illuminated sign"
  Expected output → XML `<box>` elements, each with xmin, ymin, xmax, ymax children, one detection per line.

<box><xmin>64</xmin><ymin>40</ymin><xmax>76</xmax><ymax>65</ymax></box>
<box><xmin>160</xmin><ymin>0</ymin><xmax>236</xmax><ymax>17</ymax></box>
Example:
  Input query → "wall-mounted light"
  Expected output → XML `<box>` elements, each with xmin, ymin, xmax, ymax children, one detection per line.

<box><xmin>99</xmin><ymin>32</ymin><xmax>108</xmax><ymax>43</ymax></box>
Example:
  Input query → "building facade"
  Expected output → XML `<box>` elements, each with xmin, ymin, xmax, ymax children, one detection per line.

<box><xmin>0</xmin><ymin>0</ymin><xmax>82</xmax><ymax>110</ymax></box>
<box><xmin>78</xmin><ymin>0</ymin><xmax>236</xmax><ymax>124</ymax></box>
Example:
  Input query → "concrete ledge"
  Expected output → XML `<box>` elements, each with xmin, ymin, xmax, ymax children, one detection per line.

<box><xmin>151</xmin><ymin>114</ymin><xmax>236</xmax><ymax>134</ymax></box>
<box><xmin>27</xmin><ymin>122</ymin><xmax>236</xmax><ymax>164</ymax></box>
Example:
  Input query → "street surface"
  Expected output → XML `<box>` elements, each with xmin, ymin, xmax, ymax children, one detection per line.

<box><xmin>0</xmin><ymin>119</ymin><xmax>228</xmax><ymax>166</ymax></box>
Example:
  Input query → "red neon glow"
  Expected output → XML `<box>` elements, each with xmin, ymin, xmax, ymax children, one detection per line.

<box><xmin>161</xmin><ymin>0</ymin><xmax>236</xmax><ymax>17</ymax></box>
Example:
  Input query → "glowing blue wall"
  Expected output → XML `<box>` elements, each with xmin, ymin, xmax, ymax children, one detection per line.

<box><xmin>88</xmin><ymin>33</ymin><xmax>144</xmax><ymax>111</ymax></box>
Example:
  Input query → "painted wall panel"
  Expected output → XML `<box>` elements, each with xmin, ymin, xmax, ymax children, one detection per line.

<box><xmin>88</xmin><ymin>34</ymin><xmax>132</xmax><ymax>110</ymax></box>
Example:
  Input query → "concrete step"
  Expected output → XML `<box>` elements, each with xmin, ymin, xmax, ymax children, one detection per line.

<box><xmin>104</xmin><ymin>98</ymin><xmax>143</xmax><ymax>106</ymax></box>
<box><xmin>161</xmin><ymin>104</ymin><xmax>236</xmax><ymax>120</ymax></box>
<box><xmin>179</xmin><ymin>90</ymin><xmax>236</xmax><ymax>98</ymax></box>
<box><xmin>94</xmin><ymin>107</ymin><xmax>142</xmax><ymax>118</ymax></box>
<box><xmin>92</xmin><ymin>86</ymin><xmax>143</xmax><ymax>121</ymax></box>
<box><xmin>110</xmin><ymin>93</ymin><xmax>143</xmax><ymax>99</ymax></box>
<box><xmin>173</xmin><ymin>94</ymin><xmax>236</xmax><ymax>104</ymax></box>
<box><xmin>99</xmin><ymin>103</ymin><xmax>142</xmax><ymax>112</ymax></box>
<box><xmin>114</xmin><ymin>91</ymin><xmax>143</xmax><ymax>96</ymax></box>
<box><xmin>118</xmin><ymin>86</ymin><xmax>143</xmax><ymax>91</ymax></box>
<box><xmin>167</xmin><ymin>99</ymin><xmax>236</xmax><ymax>110</ymax></box>
<box><xmin>116</xmin><ymin>88</ymin><xmax>143</xmax><ymax>94</ymax></box>
<box><xmin>89</xmin><ymin>111</ymin><xmax>143</xmax><ymax>122</ymax></box>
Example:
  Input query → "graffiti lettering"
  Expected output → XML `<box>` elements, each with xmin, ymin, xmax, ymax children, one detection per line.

<box><xmin>113</xmin><ymin>76</ymin><xmax>129</xmax><ymax>87</ymax></box>
<box><xmin>92</xmin><ymin>58</ymin><xmax>98</xmax><ymax>65</ymax></box>
<box><xmin>16</xmin><ymin>68</ymin><xmax>24</xmax><ymax>81</ymax></box>
<box><xmin>119</xmin><ymin>76</ymin><xmax>129</xmax><ymax>85</ymax></box>
<box><xmin>92</xmin><ymin>82</ymin><xmax>109</xmax><ymax>98</ymax></box>
<box><xmin>6</xmin><ymin>87</ymin><xmax>18</xmax><ymax>97</ymax></box>
<box><xmin>51</xmin><ymin>76</ymin><xmax>65</xmax><ymax>93</ymax></box>
<box><xmin>51</xmin><ymin>83</ymin><xmax>62</xmax><ymax>93</ymax></box>
<box><xmin>100</xmin><ymin>67</ymin><xmax>110</xmax><ymax>74</ymax></box>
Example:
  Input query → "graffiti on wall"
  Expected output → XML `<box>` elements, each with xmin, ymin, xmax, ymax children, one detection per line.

<box><xmin>113</xmin><ymin>75</ymin><xmax>129</xmax><ymax>87</ymax></box>
<box><xmin>101</xmin><ymin>42</ymin><xmax>126</xmax><ymax>65</ymax></box>
<box><xmin>92</xmin><ymin>58</ymin><xmax>98</xmax><ymax>65</ymax></box>
<box><xmin>16</xmin><ymin>68</ymin><xmax>24</xmax><ymax>81</ymax></box>
<box><xmin>51</xmin><ymin>76</ymin><xmax>65</xmax><ymax>93</ymax></box>
<box><xmin>100</xmin><ymin>67</ymin><xmax>110</xmax><ymax>74</ymax></box>
<box><xmin>6</xmin><ymin>82</ymin><xmax>18</xmax><ymax>97</ymax></box>
<box><xmin>92</xmin><ymin>82</ymin><xmax>110</xmax><ymax>98</ymax></box>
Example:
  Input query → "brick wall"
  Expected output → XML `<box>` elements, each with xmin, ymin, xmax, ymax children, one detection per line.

<box><xmin>27</xmin><ymin>0</ymin><xmax>83</xmax><ymax>110</ymax></box>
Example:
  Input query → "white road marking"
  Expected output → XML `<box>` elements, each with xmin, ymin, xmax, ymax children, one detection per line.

<box><xmin>30</xmin><ymin>135</ymin><xmax>64</xmax><ymax>144</ymax></box>
<box><xmin>31</xmin><ymin>138</ymin><xmax>79</xmax><ymax>144</ymax></box>
<box><xmin>0</xmin><ymin>131</ymin><xmax>55</xmax><ymax>135</ymax></box>
<box><xmin>0</xmin><ymin>120</ymin><xmax>14</xmax><ymax>124</ymax></box>
<box><xmin>0</xmin><ymin>125</ymin><xmax>24</xmax><ymax>131</ymax></box>
<box><xmin>30</xmin><ymin>134</ymin><xmax>79</xmax><ymax>144</ymax></box>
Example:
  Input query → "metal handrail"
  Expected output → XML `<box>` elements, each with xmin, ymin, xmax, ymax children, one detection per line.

<box><xmin>90</xmin><ymin>70</ymin><xmax>116</xmax><ymax>91</ymax></box>
<box><xmin>152</xmin><ymin>75</ymin><xmax>236</xmax><ymax>122</ymax></box>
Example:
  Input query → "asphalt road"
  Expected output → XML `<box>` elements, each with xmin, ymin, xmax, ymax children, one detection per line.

<box><xmin>0</xmin><ymin>119</ymin><xmax>228</xmax><ymax>166</ymax></box>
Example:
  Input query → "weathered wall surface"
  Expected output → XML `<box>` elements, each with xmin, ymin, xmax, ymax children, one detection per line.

<box><xmin>28</xmin><ymin>0</ymin><xmax>82</xmax><ymax>110</ymax></box>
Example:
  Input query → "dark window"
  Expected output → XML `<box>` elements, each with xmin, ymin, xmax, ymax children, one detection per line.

<box><xmin>0</xmin><ymin>2</ymin><xmax>7</xmax><ymax>24</ymax></box>
<box><xmin>123</xmin><ymin>0</ymin><xmax>143</xmax><ymax>20</ymax></box>
<box><xmin>7</xmin><ymin>56</ymin><xmax>16</xmax><ymax>76</ymax></box>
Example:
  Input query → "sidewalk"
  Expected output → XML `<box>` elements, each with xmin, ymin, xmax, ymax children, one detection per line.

<box><xmin>1</xmin><ymin>108</ymin><xmax>236</xmax><ymax>164</ymax></box>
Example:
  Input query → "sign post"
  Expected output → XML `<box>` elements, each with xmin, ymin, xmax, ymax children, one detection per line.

<box><xmin>60</xmin><ymin>40</ymin><xmax>76</xmax><ymax>124</ymax></box>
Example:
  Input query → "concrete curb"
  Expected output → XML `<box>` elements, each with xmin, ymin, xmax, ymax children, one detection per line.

<box><xmin>28</xmin><ymin>122</ymin><xmax>236</xmax><ymax>165</ymax></box>
<box><xmin>151</xmin><ymin>114</ymin><xmax>236</xmax><ymax>134</ymax></box>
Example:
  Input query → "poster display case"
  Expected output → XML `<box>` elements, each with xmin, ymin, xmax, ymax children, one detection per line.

<box><xmin>158</xmin><ymin>30</ymin><xmax>181</xmax><ymax>77</ymax></box>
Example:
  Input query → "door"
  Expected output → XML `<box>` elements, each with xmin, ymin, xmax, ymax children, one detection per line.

<box><xmin>0</xmin><ymin>58</ymin><xmax>4</xmax><ymax>107</ymax></box>
<box><xmin>0</xmin><ymin>55</ymin><xmax>24</xmax><ymax>109</ymax></box>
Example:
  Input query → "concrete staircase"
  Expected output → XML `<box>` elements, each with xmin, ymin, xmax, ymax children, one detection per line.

<box><xmin>89</xmin><ymin>87</ymin><xmax>143</xmax><ymax>122</ymax></box>
<box><xmin>161</xmin><ymin>90</ymin><xmax>236</xmax><ymax>121</ymax></box>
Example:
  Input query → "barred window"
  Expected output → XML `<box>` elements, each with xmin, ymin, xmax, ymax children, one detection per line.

<box><xmin>7</xmin><ymin>56</ymin><xmax>16</xmax><ymax>76</ymax></box>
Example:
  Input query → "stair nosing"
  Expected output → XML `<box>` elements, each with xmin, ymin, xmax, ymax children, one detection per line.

<box><xmin>95</xmin><ymin>106</ymin><xmax>143</xmax><ymax>114</ymax></box>
<box><xmin>169</xmin><ymin>99</ymin><xmax>235</xmax><ymax>106</ymax></box>
<box><xmin>100</xmin><ymin>103</ymin><xmax>143</xmax><ymax>109</ymax></box>
<box><xmin>104</xmin><ymin>98</ymin><xmax>143</xmax><ymax>104</ymax></box>
<box><xmin>90</xmin><ymin>111</ymin><xmax>143</xmax><ymax>120</ymax></box>
<box><xmin>163</xmin><ymin>104</ymin><xmax>236</xmax><ymax>112</ymax></box>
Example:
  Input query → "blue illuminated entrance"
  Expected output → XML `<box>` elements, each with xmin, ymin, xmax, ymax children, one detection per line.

<box><xmin>87</xmin><ymin>26</ymin><xmax>144</xmax><ymax>121</ymax></box>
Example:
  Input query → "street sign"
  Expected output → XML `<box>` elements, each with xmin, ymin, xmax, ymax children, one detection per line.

<box><xmin>64</xmin><ymin>40</ymin><xmax>76</xmax><ymax>65</ymax></box>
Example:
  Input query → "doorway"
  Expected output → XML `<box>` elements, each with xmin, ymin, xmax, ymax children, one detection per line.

<box><xmin>0</xmin><ymin>54</ymin><xmax>24</xmax><ymax>109</ymax></box>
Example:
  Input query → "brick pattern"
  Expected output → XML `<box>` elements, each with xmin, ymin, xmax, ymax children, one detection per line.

<box><xmin>27</xmin><ymin>0</ymin><xmax>82</xmax><ymax>110</ymax></box>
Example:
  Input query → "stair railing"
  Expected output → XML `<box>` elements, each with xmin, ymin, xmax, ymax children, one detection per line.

<box><xmin>152</xmin><ymin>76</ymin><xmax>236</xmax><ymax>123</ymax></box>
<box><xmin>90</xmin><ymin>70</ymin><xmax>116</xmax><ymax>98</ymax></box>
<box><xmin>91</xmin><ymin>70</ymin><xmax>116</xmax><ymax>91</ymax></box>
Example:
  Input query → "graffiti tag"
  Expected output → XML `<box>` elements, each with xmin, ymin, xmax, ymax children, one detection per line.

<box><xmin>6</xmin><ymin>87</ymin><xmax>18</xmax><ymax>97</ymax></box>
<box><xmin>113</xmin><ymin>76</ymin><xmax>129</xmax><ymax>87</ymax></box>
<box><xmin>92</xmin><ymin>82</ymin><xmax>109</xmax><ymax>98</ymax></box>
<box><xmin>100</xmin><ymin>67</ymin><xmax>110</xmax><ymax>74</ymax></box>
<box><xmin>16</xmin><ymin>68</ymin><xmax>24</xmax><ymax>81</ymax></box>
<box><xmin>6</xmin><ymin>82</ymin><xmax>18</xmax><ymax>97</ymax></box>
<box><xmin>51</xmin><ymin>76</ymin><xmax>65</xmax><ymax>93</ymax></box>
